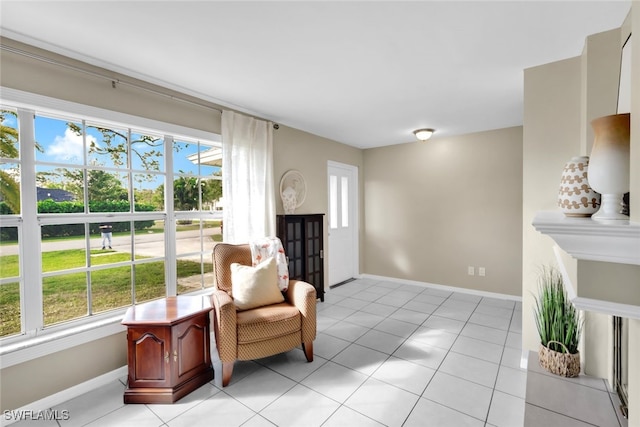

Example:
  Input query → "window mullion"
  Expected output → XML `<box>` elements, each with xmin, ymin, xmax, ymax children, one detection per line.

<box><xmin>83</xmin><ymin>122</ymin><xmax>93</xmax><ymax>316</ymax></box>
<box><xmin>127</xmin><ymin>130</ymin><xmax>136</xmax><ymax>303</ymax></box>
<box><xmin>18</xmin><ymin>108</ymin><xmax>44</xmax><ymax>333</ymax></box>
<box><xmin>82</xmin><ymin>120</ymin><xmax>90</xmax><ymax>212</ymax></box>
<box><xmin>164</xmin><ymin>135</ymin><xmax>177</xmax><ymax>296</ymax></box>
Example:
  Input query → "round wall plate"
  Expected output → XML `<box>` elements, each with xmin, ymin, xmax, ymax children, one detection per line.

<box><xmin>279</xmin><ymin>170</ymin><xmax>306</xmax><ymax>208</ymax></box>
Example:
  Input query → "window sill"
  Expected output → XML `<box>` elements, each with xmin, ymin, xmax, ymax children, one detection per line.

<box><xmin>0</xmin><ymin>290</ymin><xmax>214</xmax><ymax>369</ymax></box>
<box><xmin>0</xmin><ymin>314</ymin><xmax>126</xmax><ymax>369</ymax></box>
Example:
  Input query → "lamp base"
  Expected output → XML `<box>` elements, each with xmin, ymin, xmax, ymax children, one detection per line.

<box><xmin>592</xmin><ymin>193</ymin><xmax>629</xmax><ymax>223</ymax></box>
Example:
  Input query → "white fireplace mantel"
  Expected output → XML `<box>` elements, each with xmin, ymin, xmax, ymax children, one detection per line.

<box><xmin>533</xmin><ymin>210</ymin><xmax>640</xmax><ymax>319</ymax></box>
<box><xmin>532</xmin><ymin>211</ymin><xmax>640</xmax><ymax>266</ymax></box>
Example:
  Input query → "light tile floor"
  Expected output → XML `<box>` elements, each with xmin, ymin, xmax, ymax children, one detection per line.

<box><xmin>524</xmin><ymin>351</ymin><xmax>625</xmax><ymax>427</ymax></box>
<box><xmin>15</xmin><ymin>278</ymin><xmax>527</xmax><ymax>427</ymax></box>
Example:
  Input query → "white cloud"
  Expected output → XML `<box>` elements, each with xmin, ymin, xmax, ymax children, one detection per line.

<box><xmin>47</xmin><ymin>128</ymin><xmax>97</xmax><ymax>162</ymax></box>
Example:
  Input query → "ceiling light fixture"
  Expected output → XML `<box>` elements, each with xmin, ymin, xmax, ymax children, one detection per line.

<box><xmin>413</xmin><ymin>128</ymin><xmax>435</xmax><ymax>141</ymax></box>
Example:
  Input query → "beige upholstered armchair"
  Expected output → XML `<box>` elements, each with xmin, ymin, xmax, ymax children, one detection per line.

<box><xmin>210</xmin><ymin>243</ymin><xmax>317</xmax><ymax>387</ymax></box>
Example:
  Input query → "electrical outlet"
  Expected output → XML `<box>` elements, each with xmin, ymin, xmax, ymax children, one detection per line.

<box><xmin>468</xmin><ymin>266</ymin><xmax>475</xmax><ymax>276</ymax></box>
<box><xmin>478</xmin><ymin>267</ymin><xmax>486</xmax><ymax>277</ymax></box>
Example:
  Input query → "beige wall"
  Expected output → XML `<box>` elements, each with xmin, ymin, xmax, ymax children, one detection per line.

<box><xmin>522</xmin><ymin>23</ymin><xmax>624</xmax><ymax>352</ymax></box>
<box><xmin>577</xmin><ymin>261</ymin><xmax>640</xmax><ymax>306</ymax></box>
<box><xmin>0</xmin><ymin>333</ymin><xmax>126</xmax><ymax>412</ymax></box>
<box><xmin>273</xmin><ymin>125</ymin><xmax>365</xmax><ymax>286</ymax></box>
<box><xmin>363</xmin><ymin>127</ymin><xmax>523</xmax><ymax>296</ymax></box>
<box><xmin>522</xmin><ymin>56</ymin><xmax>582</xmax><ymax>350</ymax></box>
<box><xmin>580</xmin><ymin>29</ymin><xmax>624</xmax><ymax>154</ymax></box>
<box><xmin>0</xmin><ymin>37</ymin><xmax>221</xmax><ymax>134</ymax></box>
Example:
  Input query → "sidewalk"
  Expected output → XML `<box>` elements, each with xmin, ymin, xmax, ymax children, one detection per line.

<box><xmin>0</xmin><ymin>227</ymin><xmax>220</xmax><ymax>259</ymax></box>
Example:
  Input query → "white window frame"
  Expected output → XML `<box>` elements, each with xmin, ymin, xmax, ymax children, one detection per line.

<box><xmin>0</xmin><ymin>88</ymin><xmax>221</xmax><ymax>367</ymax></box>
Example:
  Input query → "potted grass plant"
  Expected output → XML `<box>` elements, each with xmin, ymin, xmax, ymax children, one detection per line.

<box><xmin>533</xmin><ymin>266</ymin><xmax>582</xmax><ymax>377</ymax></box>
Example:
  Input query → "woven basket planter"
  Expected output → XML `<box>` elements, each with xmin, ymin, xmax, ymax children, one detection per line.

<box><xmin>539</xmin><ymin>340</ymin><xmax>580</xmax><ymax>378</ymax></box>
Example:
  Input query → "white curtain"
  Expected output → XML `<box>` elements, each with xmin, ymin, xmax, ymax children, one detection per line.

<box><xmin>221</xmin><ymin>110</ymin><xmax>276</xmax><ymax>243</ymax></box>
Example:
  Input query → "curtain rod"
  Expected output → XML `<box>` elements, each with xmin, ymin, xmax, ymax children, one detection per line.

<box><xmin>1</xmin><ymin>43</ymin><xmax>223</xmax><ymax>114</ymax></box>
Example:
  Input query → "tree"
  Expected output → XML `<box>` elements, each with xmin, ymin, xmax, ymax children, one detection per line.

<box><xmin>0</xmin><ymin>170</ymin><xmax>20</xmax><ymax>214</ymax></box>
<box><xmin>88</xmin><ymin>170</ymin><xmax>128</xmax><ymax>201</ymax></box>
<box><xmin>0</xmin><ymin>110</ymin><xmax>19</xmax><ymax>159</ymax></box>
<box><xmin>173</xmin><ymin>176</ymin><xmax>199</xmax><ymax>211</ymax></box>
<box><xmin>54</xmin><ymin>168</ymin><xmax>84</xmax><ymax>200</ymax></box>
<box><xmin>201</xmin><ymin>176</ymin><xmax>222</xmax><ymax>208</ymax></box>
<box><xmin>37</xmin><ymin>168</ymin><xmax>128</xmax><ymax>204</ymax></box>
<box><xmin>173</xmin><ymin>173</ymin><xmax>223</xmax><ymax>212</ymax></box>
<box><xmin>134</xmin><ymin>188</ymin><xmax>163</xmax><ymax>211</ymax></box>
<box><xmin>67</xmin><ymin>123</ymin><xmax>163</xmax><ymax>174</ymax></box>
<box><xmin>0</xmin><ymin>110</ymin><xmax>20</xmax><ymax>213</ymax></box>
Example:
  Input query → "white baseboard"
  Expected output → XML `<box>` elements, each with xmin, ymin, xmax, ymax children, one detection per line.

<box><xmin>1</xmin><ymin>366</ymin><xmax>127</xmax><ymax>426</ymax></box>
<box><xmin>357</xmin><ymin>273</ymin><xmax>522</xmax><ymax>302</ymax></box>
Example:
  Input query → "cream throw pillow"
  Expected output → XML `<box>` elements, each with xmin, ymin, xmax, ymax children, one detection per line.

<box><xmin>231</xmin><ymin>257</ymin><xmax>284</xmax><ymax>311</ymax></box>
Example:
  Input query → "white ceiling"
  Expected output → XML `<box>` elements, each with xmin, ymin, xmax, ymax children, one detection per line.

<box><xmin>0</xmin><ymin>1</ymin><xmax>631</xmax><ymax>149</ymax></box>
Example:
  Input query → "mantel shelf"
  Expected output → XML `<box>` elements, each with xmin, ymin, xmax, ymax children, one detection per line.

<box><xmin>532</xmin><ymin>211</ymin><xmax>640</xmax><ymax>266</ymax></box>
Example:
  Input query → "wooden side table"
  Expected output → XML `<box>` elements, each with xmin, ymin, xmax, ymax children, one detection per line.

<box><xmin>121</xmin><ymin>295</ymin><xmax>214</xmax><ymax>404</ymax></box>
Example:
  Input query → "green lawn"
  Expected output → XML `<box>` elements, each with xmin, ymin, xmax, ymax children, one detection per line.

<box><xmin>0</xmin><ymin>249</ymin><xmax>213</xmax><ymax>337</ymax></box>
<box><xmin>0</xmin><ymin>249</ymin><xmax>138</xmax><ymax>277</ymax></box>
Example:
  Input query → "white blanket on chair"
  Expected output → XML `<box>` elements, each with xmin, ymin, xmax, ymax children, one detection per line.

<box><xmin>249</xmin><ymin>237</ymin><xmax>289</xmax><ymax>291</ymax></box>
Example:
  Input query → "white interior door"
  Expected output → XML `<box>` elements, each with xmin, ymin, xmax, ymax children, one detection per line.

<box><xmin>327</xmin><ymin>161</ymin><xmax>358</xmax><ymax>286</ymax></box>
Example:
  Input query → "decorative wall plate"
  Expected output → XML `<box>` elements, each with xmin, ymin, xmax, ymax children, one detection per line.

<box><xmin>279</xmin><ymin>170</ymin><xmax>306</xmax><ymax>208</ymax></box>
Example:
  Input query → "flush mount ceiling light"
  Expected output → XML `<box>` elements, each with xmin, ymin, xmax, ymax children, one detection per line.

<box><xmin>413</xmin><ymin>128</ymin><xmax>435</xmax><ymax>141</ymax></box>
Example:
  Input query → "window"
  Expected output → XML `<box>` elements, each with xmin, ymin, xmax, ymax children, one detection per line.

<box><xmin>0</xmin><ymin>225</ymin><xmax>20</xmax><ymax>337</ymax></box>
<box><xmin>0</xmin><ymin>100</ymin><xmax>221</xmax><ymax>340</ymax></box>
<box><xmin>328</xmin><ymin>173</ymin><xmax>349</xmax><ymax>229</ymax></box>
<box><xmin>172</xmin><ymin>139</ymin><xmax>222</xmax><ymax>294</ymax></box>
<box><xmin>0</xmin><ymin>108</ymin><xmax>20</xmax><ymax>214</ymax></box>
<box><xmin>0</xmin><ymin>108</ymin><xmax>22</xmax><ymax>337</ymax></box>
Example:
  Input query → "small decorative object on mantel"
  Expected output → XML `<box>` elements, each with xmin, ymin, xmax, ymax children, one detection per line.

<box><xmin>533</xmin><ymin>266</ymin><xmax>582</xmax><ymax>378</ymax></box>
<box><xmin>557</xmin><ymin>156</ymin><xmax>600</xmax><ymax>217</ymax></box>
<box><xmin>279</xmin><ymin>170</ymin><xmax>307</xmax><ymax>214</ymax></box>
<box><xmin>588</xmin><ymin>113</ymin><xmax>630</xmax><ymax>222</ymax></box>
